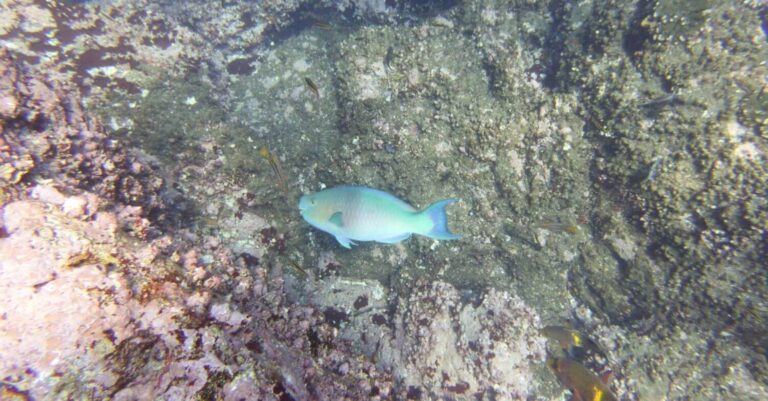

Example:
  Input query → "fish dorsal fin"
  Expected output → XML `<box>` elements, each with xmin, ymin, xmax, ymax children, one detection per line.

<box><xmin>329</xmin><ymin>211</ymin><xmax>344</xmax><ymax>227</ymax></box>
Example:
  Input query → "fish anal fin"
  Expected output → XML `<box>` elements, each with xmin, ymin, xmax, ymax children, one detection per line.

<box><xmin>329</xmin><ymin>212</ymin><xmax>344</xmax><ymax>227</ymax></box>
<box><xmin>335</xmin><ymin>235</ymin><xmax>355</xmax><ymax>249</ymax></box>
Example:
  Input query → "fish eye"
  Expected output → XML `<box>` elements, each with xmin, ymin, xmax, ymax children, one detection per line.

<box><xmin>310</xmin><ymin>198</ymin><xmax>316</xmax><ymax>205</ymax></box>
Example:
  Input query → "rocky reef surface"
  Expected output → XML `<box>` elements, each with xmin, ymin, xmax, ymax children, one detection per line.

<box><xmin>0</xmin><ymin>47</ymin><xmax>399</xmax><ymax>400</ymax></box>
<box><xmin>1</xmin><ymin>0</ymin><xmax>767</xmax><ymax>400</ymax></box>
<box><xmin>0</xmin><ymin>32</ymin><xmax>545</xmax><ymax>401</ymax></box>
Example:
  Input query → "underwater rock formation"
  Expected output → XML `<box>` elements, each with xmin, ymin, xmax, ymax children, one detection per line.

<box><xmin>308</xmin><ymin>277</ymin><xmax>546</xmax><ymax>400</ymax></box>
<box><xmin>0</xmin><ymin>0</ymin><xmax>405</xmax><ymax>99</ymax></box>
<box><xmin>0</xmin><ymin>47</ymin><xmax>165</xmax><ymax>233</ymax></box>
<box><xmin>2</xmin><ymin>0</ymin><xmax>767</xmax><ymax>400</ymax></box>
<box><xmin>1</xmin><ymin>45</ymin><xmax>394</xmax><ymax>400</ymax></box>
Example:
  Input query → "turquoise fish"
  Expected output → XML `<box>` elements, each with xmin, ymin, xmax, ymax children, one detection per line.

<box><xmin>299</xmin><ymin>185</ymin><xmax>460</xmax><ymax>248</ymax></box>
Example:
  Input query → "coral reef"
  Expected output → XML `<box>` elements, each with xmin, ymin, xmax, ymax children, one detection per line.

<box><xmin>1</xmin><ymin>45</ymin><xmax>394</xmax><ymax>400</ymax></box>
<box><xmin>0</xmin><ymin>0</ymin><xmax>204</xmax><ymax>97</ymax></box>
<box><xmin>2</xmin><ymin>0</ymin><xmax>767</xmax><ymax>400</ymax></box>
<box><xmin>1</xmin><ymin>192</ymin><xmax>134</xmax><ymax>398</ymax></box>
<box><xmin>0</xmin><ymin>0</ymin><xmax>405</xmax><ymax>100</ymax></box>
<box><xmin>92</xmin><ymin>0</ymin><xmax>766</xmax><ymax>398</ymax></box>
<box><xmin>544</xmin><ymin>0</ymin><xmax>768</xmax><ymax>368</ymax></box>
<box><xmin>307</xmin><ymin>277</ymin><xmax>546</xmax><ymax>400</ymax></box>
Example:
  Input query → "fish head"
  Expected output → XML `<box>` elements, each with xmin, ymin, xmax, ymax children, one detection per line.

<box><xmin>299</xmin><ymin>193</ymin><xmax>336</xmax><ymax>227</ymax></box>
<box><xmin>298</xmin><ymin>193</ymin><xmax>314</xmax><ymax>211</ymax></box>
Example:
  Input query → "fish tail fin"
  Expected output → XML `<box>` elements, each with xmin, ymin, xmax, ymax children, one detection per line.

<box><xmin>422</xmin><ymin>198</ymin><xmax>461</xmax><ymax>240</ymax></box>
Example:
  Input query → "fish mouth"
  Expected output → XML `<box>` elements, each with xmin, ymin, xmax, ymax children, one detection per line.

<box><xmin>298</xmin><ymin>195</ymin><xmax>309</xmax><ymax>211</ymax></box>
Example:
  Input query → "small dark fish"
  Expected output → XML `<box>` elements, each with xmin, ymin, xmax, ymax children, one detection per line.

<box><xmin>312</xmin><ymin>19</ymin><xmax>332</xmax><ymax>30</ymax></box>
<box><xmin>304</xmin><ymin>77</ymin><xmax>320</xmax><ymax>98</ymax></box>
<box><xmin>258</xmin><ymin>147</ymin><xmax>288</xmax><ymax>196</ymax></box>
<box><xmin>637</xmin><ymin>94</ymin><xmax>683</xmax><ymax>108</ymax></box>
<box><xmin>284</xmin><ymin>258</ymin><xmax>308</xmax><ymax>277</ymax></box>
<box><xmin>541</xmin><ymin>325</ymin><xmax>604</xmax><ymax>358</ymax></box>
<box><xmin>371</xmin><ymin>339</ymin><xmax>382</xmax><ymax>364</ymax></box>
<box><xmin>548</xmin><ymin>357</ymin><xmax>617</xmax><ymax>401</ymax></box>
<box><xmin>537</xmin><ymin>220</ymin><xmax>579</xmax><ymax>235</ymax></box>
<box><xmin>541</xmin><ymin>325</ymin><xmax>583</xmax><ymax>351</ymax></box>
<box><xmin>643</xmin><ymin>156</ymin><xmax>664</xmax><ymax>182</ymax></box>
<box><xmin>304</xmin><ymin>13</ymin><xmax>332</xmax><ymax>30</ymax></box>
<box><xmin>384</xmin><ymin>46</ymin><xmax>394</xmax><ymax>71</ymax></box>
<box><xmin>430</xmin><ymin>17</ymin><xmax>454</xmax><ymax>28</ymax></box>
<box><xmin>502</xmin><ymin>222</ymin><xmax>542</xmax><ymax>251</ymax></box>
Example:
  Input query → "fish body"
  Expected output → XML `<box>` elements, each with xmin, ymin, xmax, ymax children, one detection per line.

<box><xmin>384</xmin><ymin>46</ymin><xmax>394</xmax><ymax>71</ymax></box>
<box><xmin>541</xmin><ymin>326</ymin><xmax>584</xmax><ymax>353</ymax></box>
<box><xmin>304</xmin><ymin>77</ymin><xmax>319</xmax><ymax>97</ymax></box>
<box><xmin>258</xmin><ymin>147</ymin><xmax>288</xmax><ymax>195</ymax></box>
<box><xmin>299</xmin><ymin>186</ymin><xmax>460</xmax><ymax>248</ymax></box>
<box><xmin>548</xmin><ymin>357</ymin><xmax>617</xmax><ymax>401</ymax></box>
<box><xmin>541</xmin><ymin>325</ymin><xmax>605</xmax><ymax>359</ymax></box>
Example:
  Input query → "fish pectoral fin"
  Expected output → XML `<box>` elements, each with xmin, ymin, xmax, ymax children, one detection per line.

<box><xmin>377</xmin><ymin>233</ymin><xmax>411</xmax><ymax>244</ymax></box>
<box><xmin>328</xmin><ymin>212</ymin><xmax>344</xmax><ymax>228</ymax></box>
<box><xmin>335</xmin><ymin>235</ymin><xmax>355</xmax><ymax>249</ymax></box>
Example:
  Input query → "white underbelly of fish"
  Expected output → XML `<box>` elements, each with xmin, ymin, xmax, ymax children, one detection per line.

<box><xmin>343</xmin><ymin>212</ymin><xmax>417</xmax><ymax>241</ymax></box>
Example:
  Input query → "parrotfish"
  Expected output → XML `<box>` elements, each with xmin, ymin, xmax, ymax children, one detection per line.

<box><xmin>541</xmin><ymin>325</ymin><xmax>605</xmax><ymax>358</ymax></box>
<box><xmin>548</xmin><ymin>357</ymin><xmax>617</xmax><ymax>401</ymax></box>
<box><xmin>299</xmin><ymin>186</ymin><xmax>460</xmax><ymax>248</ymax></box>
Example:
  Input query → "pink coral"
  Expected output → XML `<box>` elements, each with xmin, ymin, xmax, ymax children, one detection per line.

<box><xmin>0</xmin><ymin>197</ymin><xmax>137</xmax><ymax>399</ymax></box>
